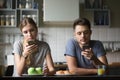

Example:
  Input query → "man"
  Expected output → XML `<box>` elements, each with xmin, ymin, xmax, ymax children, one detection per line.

<box><xmin>64</xmin><ymin>18</ymin><xmax>108</xmax><ymax>75</ymax></box>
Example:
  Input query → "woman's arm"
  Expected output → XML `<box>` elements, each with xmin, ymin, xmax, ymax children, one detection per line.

<box><xmin>45</xmin><ymin>53</ymin><xmax>56</xmax><ymax>75</ymax></box>
<box><xmin>14</xmin><ymin>43</ymin><xmax>38</xmax><ymax>76</ymax></box>
<box><xmin>14</xmin><ymin>53</ymin><xmax>26</xmax><ymax>76</ymax></box>
<box><xmin>65</xmin><ymin>55</ymin><xmax>97</xmax><ymax>75</ymax></box>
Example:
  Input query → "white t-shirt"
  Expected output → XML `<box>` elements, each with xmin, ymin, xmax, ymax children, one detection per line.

<box><xmin>12</xmin><ymin>40</ymin><xmax>51</xmax><ymax>76</ymax></box>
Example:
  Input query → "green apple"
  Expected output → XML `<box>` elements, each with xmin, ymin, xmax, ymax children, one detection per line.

<box><xmin>27</xmin><ymin>67</ymin><xmax>37</xmax><ymax>75</ymax></box>
<box><xmin>35</xmin><ymin>67</ymin><xmax>43</xmax><ymax>74</ymax></box>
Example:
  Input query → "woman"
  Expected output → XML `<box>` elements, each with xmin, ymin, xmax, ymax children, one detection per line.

<box><xmin>12</xmin><ymin>17</ymin><xmax>55</xmax><ymax>76</ymax></box>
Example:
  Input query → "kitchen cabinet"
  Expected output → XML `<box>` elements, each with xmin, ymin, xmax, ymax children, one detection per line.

<box><xmin>85</xmin><ymin>0</ymin><xmax>103</xmax><ymax>10</ymax></box>
<box><xmin>0</xmin><ymin>0</ymin><xmax>39</xmax><ymax>27</ymax></box>
<box><xmin>17</xmin><ymin>9</ymin><xmax>39</xmax><ymax>26</ymax></box>
<box><xmin>43</xmin><ymin>0</ymin><xmax>79</xmax><ymax>23</ymax></box>
<box><xmin>0</xmin><ymin>0</ymin><xmax>16</xmax><ymax>27</ymax></box>
<box><xmin>94</xmin><ymin>9</ymin><xmax>110</xmax><ymax>27</ymax></box>
<box><xmin>84</xmin><ymin>0</ymin><xmax>110</xmax><ymax>27</ymax></box>
<box><xmin>0</xmin><ymin>9</ymin><xmax>16</xmax><ymax>27</ymax></box>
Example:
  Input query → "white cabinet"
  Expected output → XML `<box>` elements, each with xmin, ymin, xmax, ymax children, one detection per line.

<box><xmin>43</xmin><ymin>0</ymin><xmax>79</xmax><ymax>22</ymax></box>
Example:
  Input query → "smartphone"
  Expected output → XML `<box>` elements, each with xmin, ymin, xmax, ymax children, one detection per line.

<box><xmin>28</xmin><ymin>40</ymin><xmax>37</xmax><ymax>45</ymax></box>
<box><xmin>82</xmin><ymin>45</ymin><xmax>90</xmax><ymax>51</ymax></box>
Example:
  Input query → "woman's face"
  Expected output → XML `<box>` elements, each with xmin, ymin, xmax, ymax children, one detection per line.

<box><xmin>74</xmin><ymin>25</ymin><xmax>92</xmax><ymax>46</ymax></box>
<box><xmin>22</xmin><ymin>23</ymin><xmax>38</xmax><ymax>41</ymax></box>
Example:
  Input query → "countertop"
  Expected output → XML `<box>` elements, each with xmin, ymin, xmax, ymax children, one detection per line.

<box><xmin>1</xmin><ymin>75</ymin><xmax>120</xmax><ymax>80</ymax></box>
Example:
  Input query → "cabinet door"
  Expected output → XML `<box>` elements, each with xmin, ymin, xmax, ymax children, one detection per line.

<box><xmin>43</xmin><ymin>0</ymin><xmax>79</xmax><ymax>22</ymax></box>
<box><xmin>94</xmin><ymin>10</ymin><xmax>110</xmax><ymax>27</ymax></box>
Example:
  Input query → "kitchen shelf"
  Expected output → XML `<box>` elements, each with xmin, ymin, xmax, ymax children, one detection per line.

<box><xmin>0</xmin><ymin>42</ymin><xmax>11</xmax><ymax>45</ymax></box>
<box><xmin>93</xmin><ymin>9</ymin><xmax>110</xmax><ymax>27</ymax></box>
<box><xmin>0</xmin><ymin>9</ymin><xmax>16</xmax><ymax>27</ymax></box>
<box><xmin>85</xmin><ymin>0</ymin><xmax>103</xmax><ymax>10</ymax></box>
<box><xmin>0</xmin><ymin>0</ymin><xmax>39</xmax><ymax>28</ymax></box>
<box><xmin>19</xmin><ymin>9</ymin><xmax>39</xmax><ymax>26</ymax></box>
<box><xmin>84</xmin><ymin>0</ymin><xmax>110</xmax><ymax>27</ymax></box>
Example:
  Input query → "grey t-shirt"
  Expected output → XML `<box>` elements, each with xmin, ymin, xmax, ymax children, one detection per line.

<box><xmin>12</xmin><ymin>40</ymin><xmax>51</xmax><ymax>76</ymax></box>
<box><xmin>64</xmin><ymin>38</ymin><xmax>106</xmax><ymax>68</ymax></box>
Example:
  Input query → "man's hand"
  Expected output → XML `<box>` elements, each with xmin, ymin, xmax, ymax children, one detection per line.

<box><xmin>81</xmin><ymin>48</ymin><xmax>94</xmax><ymax>60</ymax></box>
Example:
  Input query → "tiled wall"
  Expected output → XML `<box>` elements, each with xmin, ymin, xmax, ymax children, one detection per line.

<box><xmin>39</xmin><ymin>27</ymin><xmax>74</xmax><ymax>62</ymax></box>
<box><xmin>106</xmin><ymin>51</ymin><xmax>120</xmax><ymax>64</ymax></box>
<box><xmin>91</xmin><ymin>28</ymin><xmax>120</xmax><ymax>41</ymax></box>
<box><xmin>0</xmin><ymin>27</ymin><xmax>120</xmax><ymax>65</ymax></box>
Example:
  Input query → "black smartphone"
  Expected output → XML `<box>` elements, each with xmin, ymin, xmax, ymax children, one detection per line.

<box><xmin>82</xmin><ymin>45</ymin><xmax>90</xmax><ymax>51</ymax></box>
<box><xmin>28</xmin><ymin>40</ymin><xmax>37</xmax><ymax>45</ymax></box>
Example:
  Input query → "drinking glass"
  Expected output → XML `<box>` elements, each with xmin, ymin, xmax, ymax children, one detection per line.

<box><xmin>97</xmin><ymin>65</ymin><xmax>106</xmax><ymax>76</ymax></box>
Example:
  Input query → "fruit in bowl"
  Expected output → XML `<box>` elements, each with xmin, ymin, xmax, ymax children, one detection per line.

<box><xmin>28</xmin><ymin>67</ymin><xmax>43</xmax><ymax>75</ymax></box>
<box><xmin>35</xmin><ymin>67</ymin><xmax>42</xmax><ymax>74</ymax></box>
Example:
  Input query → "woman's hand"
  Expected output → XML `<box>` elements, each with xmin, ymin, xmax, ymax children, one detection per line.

<box><xmin>43</xmin><ymin>64</ymin><xmax>49</xmax><ymax>76</ymax></box>
<box><xmin>81</xmin><ymin>48</ymin><xmax>94</xmax><ymax>60</ymax></box>
<box><xmin>23</xmin><ymin>44</ymin><xmax>38</xmax><ymax>57</ymax></box>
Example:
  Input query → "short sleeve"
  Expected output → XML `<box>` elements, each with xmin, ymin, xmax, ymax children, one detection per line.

<box><xmin>12</xmin><ymin>40</ymin><xmax>23</xmax><ymax>55</ymax></box>
<box><xmin>94</xmin><ymin>41</ymin><xmax>106</xmax><ymax>57</ymax></box>
<box><xmin>44</xmin><ymin>42</ymin><xmax>51</xmax><ymax>54</ymax></box>
<box><xmin>64</xmin><ymin>38</ymin><xmax>76</xmax><ymax>57</ymax></box>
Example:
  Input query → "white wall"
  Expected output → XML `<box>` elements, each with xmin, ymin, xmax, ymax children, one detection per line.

<box><xmin>39</xmin><ymin>27</ymin><xmax>74</xmax><ymax>62</ymax></box>
<box><xmin>41</xmin><ymin>27</ymin><xmax>120</xmax><ymax>63</ymax></box>
<box><xmin>0</xmin><ymin>27</ymin><xmax>120</xmax><ymax>65</ymax></box>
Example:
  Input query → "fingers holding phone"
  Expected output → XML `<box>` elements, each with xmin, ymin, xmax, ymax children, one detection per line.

<box><xmin>28</xmin><ymin>40</ymin><xmax>37</xmax><ymax>45</ymax></box>
<box><xmin>81</xmin><ymin>46</ymin><xmax>93</xmax><ymax>60</ymax></box>
<box><xmin>26</xmin><ymin>40</ymin><xmax>39</xmax><ymax>54</ymax></box>
<box><xmin>82</xmin><ymin>45</ymin><xmax>90</xmax><ymax>51</ymax></box>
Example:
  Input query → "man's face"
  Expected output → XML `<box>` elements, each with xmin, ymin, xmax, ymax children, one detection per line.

<box><xmin>74</xmin><ymin>25</ymin><xmax>91</xmax><ymax>46</ymax></box>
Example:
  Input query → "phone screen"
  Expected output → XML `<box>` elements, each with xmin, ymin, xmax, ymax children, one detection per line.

<box><xmin>82</xmin><ymin>45</ymin><xmax>90</xmax><ymax>51</ymax></box>
<box><xmin>28</xmin><ymin>40</ymin><xmax>36</xmax><ymax>45</ymax></box>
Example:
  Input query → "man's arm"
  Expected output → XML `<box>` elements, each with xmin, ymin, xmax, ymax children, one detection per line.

<box><xmin>65</xmin><ymin>55</ymin><xmax>97</xmax><ymax>75</ymax></box>
<box><xmin>91</xmin><ymin>55</ymin><xmax>108</xmax><ymax>67</ymax></box>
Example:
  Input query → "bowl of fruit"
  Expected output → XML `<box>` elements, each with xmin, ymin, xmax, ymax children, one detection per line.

<box><xmin>22</xmin><ymin>67</ymin><xmax>43</xmax><ymax>76</ymax></box>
